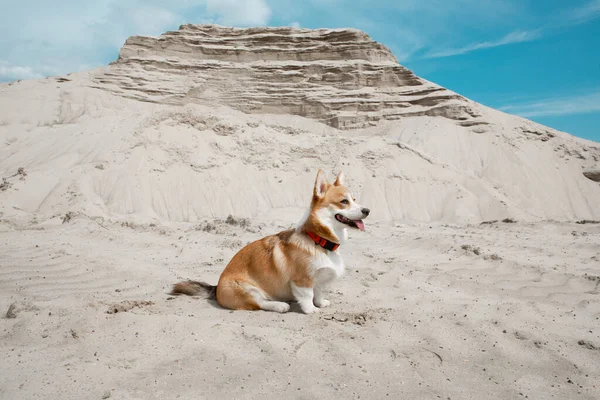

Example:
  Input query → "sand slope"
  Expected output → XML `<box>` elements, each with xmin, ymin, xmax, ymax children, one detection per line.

<box><xmin>1</xmin><ymin>71</ymin><xmax>599</xmax><ymax>226</ymax></box>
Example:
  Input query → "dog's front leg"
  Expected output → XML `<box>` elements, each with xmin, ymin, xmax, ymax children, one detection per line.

<box><xmin>291</xmin><ymin>282</ymin><xmax>319</xmax><ymax>314</ymax></box>
<box><xmin>313</xmin><ymin>285</ymin><xmax>330</xmax><ymax>308</ymax></box>
<box><xmin>313</xmin><ymin>268</ymin><xmax>335</xmax><ymax>308</ymax></box>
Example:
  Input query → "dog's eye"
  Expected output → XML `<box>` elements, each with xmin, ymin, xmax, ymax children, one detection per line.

<box><xmin>340</xmin><ymin>199</ymin><xmax>349</xmax><ymax>205</ymax></box>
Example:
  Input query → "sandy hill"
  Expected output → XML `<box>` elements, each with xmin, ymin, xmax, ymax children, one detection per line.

<box><xmin>1</xmin><ymin>24</ymin><xmax>599</xmax><ymax>226</ymax></box>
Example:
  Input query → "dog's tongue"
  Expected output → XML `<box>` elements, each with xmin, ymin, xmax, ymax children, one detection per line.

<box><xmin>354</xmin><ymin>220</ymin><xmax>365</xmax><ymax>231</ymax></box>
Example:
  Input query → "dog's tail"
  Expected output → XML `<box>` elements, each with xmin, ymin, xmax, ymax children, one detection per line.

<box><xmin>170</xmin><ymin>280</ymin><xmax>217</xmax><ymax>300</ymax></box>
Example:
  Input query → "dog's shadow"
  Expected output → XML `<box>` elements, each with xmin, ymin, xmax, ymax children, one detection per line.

<box><xmin>209</xmin><ymin>298</ymin><xmax>307</xmax><ymax>314</ymax></box>
<box><xmin>174</xmin><ymin>295</ymin><xmax>306</xmax><ymax>314</ymax></box>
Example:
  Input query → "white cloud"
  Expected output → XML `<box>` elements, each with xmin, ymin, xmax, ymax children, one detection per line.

<box><xmin>290</xmin><ymin>21</ymin><xmax>301</xmax><ymax>28</ymax></box>
<box><xmin>0</xmin><ymin>0</ymin><xmax>186</xmax><ymax>81</ymax></box>
<box><xmin>0</xmin><ymin>63</ymin><xmax>44</xmax><ymax>81</ymax></box>
<box><xmin>88</xmin><ymin>3</ymin><xmax>181</xmax><ymax>49</ymax></box>
<box><xmin>0</xmin><ymin>0</ymin><xmax>275</xmax><ymax>81</ymax></box>
<box><xmin>205</xmin><ymin>0</ymin><xmax>271</xmax><ymax>26</ymax></box>
<box><xmin>268</xmin><ymin>0</ymin><xmax>530</xmax><ymax>62</ymax></box>
<box><xmin>416</xmin><ymin>1</ymin><xmax>600</xmax><ymax>60</ymax></box>
<box><xmin>131</xmin><ymin>7</ymin><xmax>179</xmax><ymax>36</ymax></box>
<box><xmin>500</xmin><ymin>91</ymin><xmax>600</xmax><ymax>117</ymax></box>
<box><xmin>567</xmin><ymin>0</ymin><xmax>600</xmax><ymax>25</ymax></box>
<box><xmin>423</xmin><ymin>30</ymin><xmax>542</xmax><ymax>59</ymax></box>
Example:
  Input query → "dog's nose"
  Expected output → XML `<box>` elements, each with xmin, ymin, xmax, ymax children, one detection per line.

<box><xmin>362</xmin><ymin>208</ymin><xmax>370</xmax><ymax>216</ymax></box>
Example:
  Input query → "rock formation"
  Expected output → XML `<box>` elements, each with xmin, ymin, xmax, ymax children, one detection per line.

<box><xmin>94</xmin><ymin>24</ymin><xmax>482</xmax><ymax>129</ymax></box>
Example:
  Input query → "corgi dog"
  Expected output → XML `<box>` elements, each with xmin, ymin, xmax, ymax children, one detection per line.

<box><xmin>171</xmin><ymin>169</ymin><xmax>370</xmax><ymax>314</ymax></box>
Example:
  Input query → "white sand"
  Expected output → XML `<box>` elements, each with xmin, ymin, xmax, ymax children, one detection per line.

<box><xmin>1</xmin><ymin>217</ymin><xmax>599</xmax><ymax>399</ymax></box>
<box><xmin>1</xmin><ymin>25</ymin><xmax>600</xmax><ymax>400</ymax></box>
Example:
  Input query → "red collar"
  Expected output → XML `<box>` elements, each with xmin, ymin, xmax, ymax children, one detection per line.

<box><xmin>306</xmin><ymin>231</ymin><xmax>340</xmax><ymax>251</ymax></box>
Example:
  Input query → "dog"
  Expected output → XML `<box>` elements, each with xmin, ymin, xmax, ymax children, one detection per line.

<box><xmin>171</xmin><ymin>169</ymin><xmax>370</xmax><ymax>314</ymax></box>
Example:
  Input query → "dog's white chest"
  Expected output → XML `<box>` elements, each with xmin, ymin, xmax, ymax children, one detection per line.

<box><xmin>312</xmin><ymin>250</ymin><xmax>345</xmax><ymax>281</ymax></box>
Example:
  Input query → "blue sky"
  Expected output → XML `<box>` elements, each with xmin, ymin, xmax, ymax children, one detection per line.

<box><xmin>1</xmin><ymin>0</ymin><xmax>598</xmax><ymax>142</ymax></box>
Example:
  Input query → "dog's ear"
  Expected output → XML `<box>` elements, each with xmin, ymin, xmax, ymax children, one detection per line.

<box><xmin>333</xmin><ymin>171</ymin><xmax>345</xmax><ymax>186</ymax></box>
<box><xmin>313</xmin><ymin>169</ymin><xmax>330</xmax><ymax>199</ymax></box>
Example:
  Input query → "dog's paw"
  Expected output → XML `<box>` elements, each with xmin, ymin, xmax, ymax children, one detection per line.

<box><xmin>273</xmin><ymin>303</ymin><xmax>291</xmax><ymax>313</ymax></box>
<box><xmin>314</xmin><ymin>298</ymin><xmax>330</xmax><ymax>308</ymax></box>
<box><xmin>301</xmin><ymin>304</ymin><xmax>320</xmax><ymax>314</ymax></box>
<box><xmin>262</xmin><ymin>301</ymin><xmax>290</xmax><ymax>313</ymax></box>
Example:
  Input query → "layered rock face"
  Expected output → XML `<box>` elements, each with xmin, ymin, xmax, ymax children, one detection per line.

<box><xmin>94</xmin><ymin>24</ymin><xmax>481</xmax><ymax>129</ymax></box>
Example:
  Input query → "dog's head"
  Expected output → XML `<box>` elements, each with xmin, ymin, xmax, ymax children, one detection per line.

<box><xmin>311</xmin><ymin>169</ymin><xmax>370</xmax><ymax>231</ymax></box>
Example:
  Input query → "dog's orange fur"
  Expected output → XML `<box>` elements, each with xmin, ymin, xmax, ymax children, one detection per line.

<box><xmin>172</xmin><ymin>169</ymin><xmax>358</xmax><ymax>311</ymax></box>
<box><xmin>215</xmin><ymin>229</ymin><xmax>314</xmax><ymax>310</ymax></box>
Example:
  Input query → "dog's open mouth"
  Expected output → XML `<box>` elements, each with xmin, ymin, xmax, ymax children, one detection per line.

<box><xmin>335</xmin><ymin>214</ymin><xmax>365</xmax><ymax>231</ymax></box>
